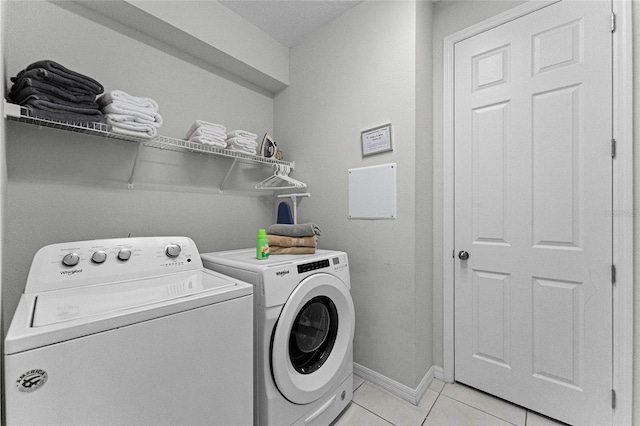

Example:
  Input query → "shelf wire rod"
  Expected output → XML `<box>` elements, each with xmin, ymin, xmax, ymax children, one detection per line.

<box><xmin>128</xmin><ymin>141</ymin><xmax>146</xmax><ymax>189</ymax></box>
<box><xmin>219</xmin><ymin>159</ymin><xmax>238</xmax><ymax>192</ymax></box>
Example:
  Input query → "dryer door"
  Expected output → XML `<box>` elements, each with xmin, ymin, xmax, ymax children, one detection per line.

<box><xmin>271</xmin><ymin>273</ymin><xmax>354</xmax><ymax>405</ymax></box>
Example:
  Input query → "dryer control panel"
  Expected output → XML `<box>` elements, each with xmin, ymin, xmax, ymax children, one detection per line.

<box><xmin>297</xmin><ymin>256</ymin><xmax>349</xmax><ymax>274</ymax></box>
<box><xmin>25</xmin><ymin>237</ymin><xmax>203</xmax><ymax>293</ymax></box>
<box><xmin>297</xmin><ymin>259</ymin><xmax>330</xmax><ymax>274</ymax></box>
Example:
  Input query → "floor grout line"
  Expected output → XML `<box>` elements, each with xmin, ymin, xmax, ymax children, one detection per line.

<box><xmin>438</xmin><ymin>394</ymin><xmax>520</xmax><ymax>426</ymax></box>
<box><xmin>421</xmin><ymin>389</ymin><xmax>443</xmax><ymax>426</ymax></box>
<box><xmin>350</xmin><ymin>400</ymin><xmax>395</xmax><ymax>425</ymax></box>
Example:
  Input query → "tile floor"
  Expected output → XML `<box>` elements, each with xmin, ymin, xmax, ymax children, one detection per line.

<box><xmin>332</xmin><ymin>376</ymin><xmax>567</xmax><ymax>426</ymax></box>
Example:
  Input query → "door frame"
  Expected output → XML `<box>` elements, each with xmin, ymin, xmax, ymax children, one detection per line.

<box><xmin>441</xmin><ymin>1</ymin><xmax>633</xmax><ymax>424</ymax></box>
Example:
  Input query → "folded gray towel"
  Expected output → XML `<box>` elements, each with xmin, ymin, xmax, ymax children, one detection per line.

<box><xmin>268</xmin><ymin>223</ymin><xmax>321</xmax><ymax>238</ymax></box>
<box><xmin>24</xmin><ymin>100</ymin><xmax>103</xmax><ymax>124</ymax></box>
<box><xmin>19</xmin><ymin>60</ymin><xmax>104</xmax><ymax>94</ymax></box>
<box><xmin>25</xmin><ymin>99</ymin><xmax>102</xmax><ymax>116</ymax></box>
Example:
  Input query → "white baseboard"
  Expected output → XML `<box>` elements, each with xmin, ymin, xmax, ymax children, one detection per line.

<box><xmin>353</xmin><ymin>363</ymin><xmax>444</xmax><ymax>406</ymax></box>
<box><xmin>432</xmin><ymin>365</ymin><xmax>444</xmax><ymax>381</ymax></box>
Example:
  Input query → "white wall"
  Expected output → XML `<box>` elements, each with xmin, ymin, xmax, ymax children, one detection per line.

<box><xmin>275</xmin><ymin>1</ymin><xmax>433</xmax><ymax>389</ymax></box>
<box><xmin>2</xmin><ymin>1</ymin><xmax>276</xmax><ymax>332</ymax></box>
<box><xmin>0</xmin><ymin>0</ymin><xmax>5</xmax><ymax>416</ymax></box>
<box><xmin>632</xmin><ymin>1</ymin><xmax>639</xmax><ymax>422</ymax></box>
<box><xmin>415</xmin><ymin>0</ymin><xmax>434</xmax><ymax>382</ymax></box>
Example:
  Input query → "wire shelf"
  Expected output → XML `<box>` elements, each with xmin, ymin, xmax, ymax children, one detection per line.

<box><xmin>4</xmin><ymin>102</ymin><xmax>294</xmax><ymax>169</ymax></box>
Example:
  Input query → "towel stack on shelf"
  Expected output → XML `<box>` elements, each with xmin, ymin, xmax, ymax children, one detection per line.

<box><xmin>8</xmin><ymin>60</ymin><xmax>104</xmax><ymax>123</ymax></box>
<box><xmin>185</xmin><ymin>120</ymin><xmax>227</xmax><ymax>148</ymax></box>
<box><xmin>225</xmin><ymin>130</ymin><xmax>258</xmax><ymax>155</ymax></box>
<box><xmin>267</xmin><ymin>223</ymin><xmax>321</xmax><ymax>255</ymax></box>
<box><xmin>97</xmin><ymin>90</ymin><xmax>163</xmax><ymax>139</ymax></box>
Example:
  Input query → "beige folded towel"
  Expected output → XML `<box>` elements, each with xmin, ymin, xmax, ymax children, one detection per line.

<box><xmin>269</xmin><ymin>246</ymin><xmax>316</xmax><ymax>255</ymax></box>
<box><xmin>267</xmin><ymin>234</ymin><xmax>317</xmax><ymax>248</ymax></box>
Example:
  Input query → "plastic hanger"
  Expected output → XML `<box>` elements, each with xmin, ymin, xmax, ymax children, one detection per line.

<box><xmin>255</xmin><ymin>164</ymin><xmax>307</xmax><ymax>190</ymax></box>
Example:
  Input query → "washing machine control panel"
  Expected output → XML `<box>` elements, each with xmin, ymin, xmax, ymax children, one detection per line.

<box><xmin>25</xmin><ymin>236</ymin><xmax>203</xmax><ymax>293</ymax></box>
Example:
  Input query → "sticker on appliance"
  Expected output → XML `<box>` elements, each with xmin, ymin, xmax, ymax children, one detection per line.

<box><xmin>15</xmin><ymin>369</ymin><xmax>48</xmax><ymax>392</ymax></box>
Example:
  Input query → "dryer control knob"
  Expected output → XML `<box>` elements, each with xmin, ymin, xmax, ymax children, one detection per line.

<box><xmin>165</xmin><ymin>244</ymin><xmax>181</xmax><ymax>258</ymax></box>
<box><xmin>62</xmin><ymin>253</ymin><xmax>80</xmax><ymax>267</ymax></box>
<box><xmin>117</xmin><ymin>248</ymin><xmax>132</xmax><ymax>261</ymax></box>
<box><xmin>91</xmin><ymin>250</ymin><xmax>107</xmax><ymax>264</ymax></box>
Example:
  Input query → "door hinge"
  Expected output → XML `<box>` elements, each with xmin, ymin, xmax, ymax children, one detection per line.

<box><xmin>611</xmin><ymin>138</ymin><xmax>617</xmax><ymax>158</ymax></box>
<box><xmin>612</xmin><ymin>389</ymin><xmax>617</xmax><ymax>409</ymax></box>
<box><xmin>611</xmin><ymin>12</ymin><xmax>616</xmax><ymax>32</ymax></box>
<box><xmin>611</xmin><ymin>265</ymin><xmax>617</xmax><ymax>284</ymax></box>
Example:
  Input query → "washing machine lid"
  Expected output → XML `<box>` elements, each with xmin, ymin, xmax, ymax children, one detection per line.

<box><xmin>5</xmin><ymin>270</ymin><xmax>251</xmax><ymax>354</ymax></box>
<box><xmin>33</xmin><ymin>270</ymin><xmax>229</xmax><ymax>327</ymax></box>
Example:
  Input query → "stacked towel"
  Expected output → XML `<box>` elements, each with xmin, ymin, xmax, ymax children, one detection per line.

<box><xmin>267</xmin><ymin>223</ymin><xmax>321</xmax><ymax>255</ymax></box>
<box><xmin>225</xmin><ymin>130</ymin><xmax>258</xmax><ymax>155</ymax></box>
<box><xmin>98</xmin><ymin>90</ymin><xmax>162</xmax><ymax>139</ymax></box>
<box><xmin>8</xmin><ymin>60</ymin><xmax>104</xmax><ymax>123</ymax></box>
<box><xmin>185</xmin><ymin>120</ymin><xmax>227</xmax><ymax>147</ymax></box>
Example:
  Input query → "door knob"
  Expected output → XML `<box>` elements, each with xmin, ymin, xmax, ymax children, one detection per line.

<box><xmin>458</xmin><ymin>250</ymin><xmax>469</xmax><ymax>260</ymax></box>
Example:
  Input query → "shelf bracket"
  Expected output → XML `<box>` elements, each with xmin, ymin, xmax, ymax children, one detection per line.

<box><xmin>220</xmin><ymin>158</ymin><xmax>238</xmax><ymax>192</ymax></box>
<box><xmin>128</xmin><ymin>141</ymin><xmax>146</xmax><ymax>189</ymax></box>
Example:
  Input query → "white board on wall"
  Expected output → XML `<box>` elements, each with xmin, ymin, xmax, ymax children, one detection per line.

<box><xmin>348</xmin><ymin>163</ymin><xmax>396</xmax><ymax>219</ymax></box>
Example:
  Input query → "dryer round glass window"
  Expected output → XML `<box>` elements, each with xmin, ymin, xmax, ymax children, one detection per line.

<box><xmin>289</xmin><ymin>296</ymin><xmax>338</xmax><ymax>374</ymax></box>
<box><xmin>271</xmin><ymin>273</ymin><xmax>355</xmax><ymax>405</ymax></box>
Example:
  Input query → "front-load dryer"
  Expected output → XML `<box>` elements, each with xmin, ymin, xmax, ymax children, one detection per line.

<box><xmin>200</xmin><ymin>249</ymin><xmax>354</xmax><ymax>426</ymax></box>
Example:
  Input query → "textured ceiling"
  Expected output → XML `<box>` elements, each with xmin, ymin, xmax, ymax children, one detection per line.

<box><xmin>219</xmin><ymin>1</ymin><xmax>364</xmax><ymax>47</ymax></box>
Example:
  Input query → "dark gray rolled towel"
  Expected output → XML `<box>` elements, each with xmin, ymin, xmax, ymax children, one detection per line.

<box><xmin>13</xmin><ymin>60</ymin><xmax>104</xmax><ymax>94</ymax></box>
<box><xmin>13</xmin><ymin>66</ymin><xmax>102</xmax><ymax>96</ymax></box>
<box><xmin>9</xmin><ymin>76</ymin><xmax>97</xmax><ymax>103</ymax></box>
<box><xmin>267</xmin><ymin>223</ymin><xmax>321</xmax><ymax>238</ymax></box>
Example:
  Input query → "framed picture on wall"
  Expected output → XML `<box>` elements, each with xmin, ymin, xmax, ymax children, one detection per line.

<box><xmin>361</xmin><ymin>123</ymin><xmax>393</xmax><ymax>157</ymax></box>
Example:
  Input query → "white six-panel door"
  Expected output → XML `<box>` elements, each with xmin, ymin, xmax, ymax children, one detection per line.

<box><xmin>454</xmin><ymin>2</ymin><xmax>612</xmax><ymax>424</ymax></box>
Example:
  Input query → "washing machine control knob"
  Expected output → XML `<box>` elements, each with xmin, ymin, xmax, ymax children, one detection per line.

<box><xmin>117</xmin><ymin>248</ymin><xmax>132</xmax><ymax>261</ymax></box>
<box><xmin>91</xmin><ymin>250</ymin><xmax>107</xmax><ymax>264</ymax></box>
<box><xmin>62</xmin><ymin>253</ymin><xmax>80</xmax><ymax>267</ymax></box>
<box><xmin>165</xmin><ymin>244</ymin><xmax>181</xmax><ymax>258</ymax></box>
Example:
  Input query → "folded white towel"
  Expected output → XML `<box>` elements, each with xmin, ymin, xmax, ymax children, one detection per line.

<box><xmin>188</xmin><ymin>126</ymin><xmax>227</xmax><ymax>141</ymax></box>
<box><xmin>226</xmin><ymin>130</ymin><xmax>257</xmax><ymax>140</ymax></box>
<box><xmin>187</xmin><ymin>120</ymin><xmax>226</xmax><ymax>138</ymax></box>
<box><xmin>109</xmin><ymin>126</ymin><xmax>155</xmax><ymax>139</ymax></box>
<box><xmin>104</xmin><ymin>112</ymin><xmax>163</xmax><ymax>128</ymax></box>
<box><xmin>102</xmin><ymin>103</ymin><xmax>163</xmax><ymax>126</ymax></box>
<box><xmin>188</xmin><ymin>134</ymin><xmax>227</xmax><ymax>148</ymax></box>
<box><xmin>226</xmin><ymin>136</ymin><xmax>258</xmax><ymax>148</ymax></box>
<box><xmin>98</xmin><ymin>90</ymin><xmax>160</xmax><ymax>111</ymax></box>
<box><xmin>105</xmin><ymin>117</ymin><xmax>157</xmax><ymax>138</ymax></box>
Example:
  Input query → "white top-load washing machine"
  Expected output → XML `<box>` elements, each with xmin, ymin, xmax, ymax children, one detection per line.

<box><xmin>200</xmin><ymin>248</ymin><xmax>354</xmax><ymax>426</ymax></box>
<box><xmin>4</xmin><ymin>237</ymin><xmax>253</xmax><ymax>426</ymax></box>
